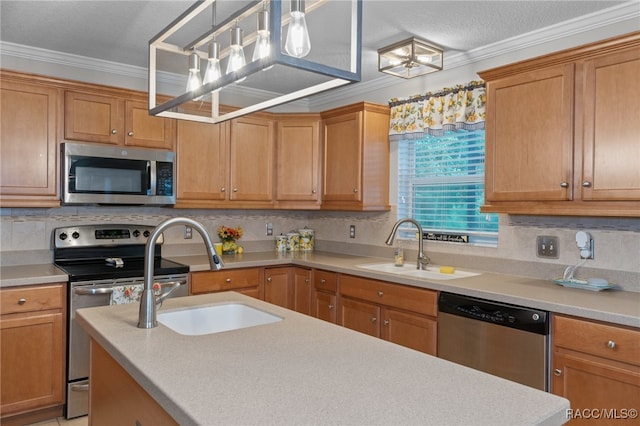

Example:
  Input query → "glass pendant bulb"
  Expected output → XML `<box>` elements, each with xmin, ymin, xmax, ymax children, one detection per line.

<box><xmin>285</xmin><ymin>0</ymin><xmax>311</xmax><ymax>58</ymax></box>
<box><xmin>186</xmin><ymin>49</ymin><xmax>203</xmax><ymax>96</ymax></box>
<box><xmin>203</xmin><ymin>40</ymin><xmax>222</xmax><ymax>91</ymax></box>
<box><xmin>252</xmin><ymin>5</ymin><xmax>272</xmax><ymax>69</ymax></box>
<box><xmin>226</xmin><ymin>23</ymin><xmax>246</xmax><ymax>82</ymax></box>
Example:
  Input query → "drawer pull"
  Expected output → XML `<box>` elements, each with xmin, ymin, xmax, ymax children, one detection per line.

<box><xmin>320</xmin><ymin>279</ymin><xmax>326</xmax><ymax>284</ymax></box>
<box><xmin>128</xmin><ymin>131</ymin><xmax>134</xmax><ymax>136</ymax></box>
<box><xmin>18</xmin><ymin>298</ymin><xmax>27</xmax><ymax>305</ymax></box>
<box><xmin>370</xmin><ymin>317</ymin><xmax>377</xmax><ymax>323</ymax></box>
<box><xmin>267</xmin><ymin>277</ymin><xmax>272</xmax><ymax>283</ymax></box>
<box><xmin>377</xmin><ymin>291</ymin><xmax>384</xmax><ymax>297</ymax></box>
<box><xmin>225</xmin><ymin>278</ymin><xmax>232</xmax><ymax>283</ymax></box>
<box><xmin>560</xmin><ymin>182</ymin><xmax>569</xmax><ymax>188</ymax></box>
<box><xmin>554</xmin><ymin>369</ymin><xmax>562</xmax><ymax>376</ymax></box>
<box><xmin>383</xmin><ymin>320</ymin><xmax>390</xmax><ymax>326</ymax></box>
<box><xmin>328</xmin><ymin>304</ymin><xmax>334</xmax><ymax>310</ymax></box>
<box><xmin>305</xmin><ymin>279</ymin><xmax>310</xmax><ymax>283</ymax></box>
<box><xmin>111</xmin><ymin>129</ymin><xmax>117</xmax><ymax>134</ymax></box>
<box><xmin>607</xmin><ymin>340</ymin><xmax>616</xmax><ymax>349</ymax></box>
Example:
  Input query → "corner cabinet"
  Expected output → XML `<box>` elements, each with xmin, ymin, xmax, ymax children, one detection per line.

<box><xmin>480</xmin><ymin>31</ymin><xmax>640</xmax><ymax>217</ymax></box>
<box><xmin>321</xmin><ymin>102</ymin><xmax>390</xmax><ymax>211</ymax></box>
<box><xmin>1</xmin><ymin>283</ymin><xmax>66</xmax><ymax>423</ymax></box>
<box><xmin>0</xmin><ymin>72</ymin><xmax>61</xmax><ymax>207</ymax></box>
<box><xmin>551</xmin><ymin>314</ymin><xmax>640</xmax><ymax>424</ymax></box>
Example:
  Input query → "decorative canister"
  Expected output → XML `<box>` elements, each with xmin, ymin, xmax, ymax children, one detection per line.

<box><xmin>299</xmin><ymin>228</ymin><xmax>314</xmax><ymax>251</ymax></box>
<box><xmin>275</xmin><ymin>235</ymin><xmax>287</xmax><ymax>252</ymax></box>
<box><xmin>286</xmin><ymin>231</ymin><xmax>300</xmax><ymax>252</ymax></box>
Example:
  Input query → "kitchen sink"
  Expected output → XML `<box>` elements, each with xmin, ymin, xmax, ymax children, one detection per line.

<box><xmin>356</xmin><ymin>263</ymin><xmax>480</xmax><ymax>280</ymax></box>
<box><xmin>157</xmin><ymin>303</ymin><xmax>282</xmax><ymax>336</ymax></box>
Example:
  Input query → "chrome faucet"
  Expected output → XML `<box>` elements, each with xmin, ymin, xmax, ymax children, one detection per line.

<box><xmin>385</xmin><ymin>218</ymin><xmax>430</xmax><ymax>270</ymax></box>
<box><xmin>138</xmin><ymin>217</ymin><xmax>224</xmax><ymax>329</ymax></box>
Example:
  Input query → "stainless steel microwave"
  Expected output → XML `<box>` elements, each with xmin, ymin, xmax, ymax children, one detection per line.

<box><xmin>61</xmin><ymin>142</ymin><xmax>175</xmax><ymax>205</ymax></box>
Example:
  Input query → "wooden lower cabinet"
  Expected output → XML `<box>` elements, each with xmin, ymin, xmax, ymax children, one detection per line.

<box><xmin>0</xmin><ymin>284</ymin><xmax>66</xmax><ymax>424</ymax></box>
<box><xmin>264</xmin><ymin>267</ymin><xmax>312</xmax><ymax>314</ymax></box>
<box><xmin>552</xmin><ymin>314</ymin><xmax>640</xmax><ymax>425</ymax></box>
<box><xmin>190</xmin><ymin>268</ymin><xmax>264</xmax><ymax>300</ymax></box>
<box><xmin>339</xmin><ymin>274</ymin><xmax>437</xmax><ymax>356</ymax></box>
<box><xmin>311</xmin><ymin>270</ymin><xmax>338</xmax><ymax>323</ymax></box>
<box><xmin>292</xmin><ymin>268</ymin><xmax>312</xmax><ymax>315</ymax></box>
<box><xmin>90</xmin><ymin>340</ymin><xmax>177</xmax><ymax>425</ymax></box>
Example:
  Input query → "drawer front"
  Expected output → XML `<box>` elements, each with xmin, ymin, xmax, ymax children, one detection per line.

<box><xmin>339</xmin><ymin>275</ymin><xmax>437</xmax><ymax>317</ymax></box>
<box><xmin>313</xmin><ymin>270</ymin><xmax>338</xmax><ymax>293</ymax></box>
<box><xmin>1</xmin><ymin>284</ymin><xmax>64</xmax><ymax>314</ymax></box>
<box><xmin>191</xmin><ymin>268</ymin><xmax>262</xmax><ymax>294</ymax></box>
<box><xmin>554</xmin><ymin>315</ymin><xmax>640</xmax><ymax>366</ymax></box>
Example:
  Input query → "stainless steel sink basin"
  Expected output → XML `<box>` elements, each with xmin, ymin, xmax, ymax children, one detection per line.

<box><xmin>356</xmin><ymin>263</ymin><xmax>480</xmax><ymax>280</ymax></box>
<box><xmin>157</xmin><ymin>303</ymin><xmax>282</xmax><ymax>336</ymax></box>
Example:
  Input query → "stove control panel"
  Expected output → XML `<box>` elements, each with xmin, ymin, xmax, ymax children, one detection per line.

<box><xmin>54</xmin><ymin>224</ymin><xmax>163</xmax><ymax>248</ymax></box>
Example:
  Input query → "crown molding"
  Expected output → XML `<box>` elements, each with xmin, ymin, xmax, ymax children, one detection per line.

<box><xmin>1</xmin><ymin>1</ymin><xmax>637</xmax><ymax>110</ymax></box>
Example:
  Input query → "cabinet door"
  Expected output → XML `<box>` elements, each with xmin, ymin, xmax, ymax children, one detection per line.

<box><xmin>64</xmin><ymin>91</ymin><xmax>124</xmax><ymax>144</ymax></box>
<box><xmin>1</xmin><ymin>311</ymin><xmax>65</xmax><ymax>416</ymax></box>
<box><xmin>176</xmin><ymin>119</ymin><xmax>228</xmax><ymax>203</ymax></box>
<box><xmin>124</xmin><ymin>100</ymin><xmax>174</xmax><ymax>149</ymax></box>
<box><xmin>581</xmin><ymin>47</ymin><xmax>640</xmax><ymax>201</ymax></box>
<box><xmin>381</xmin><ymin>308</ymin><xmax>437</xmax><ymax>355</ymax></box>
<box><xmin>293</xmin><ymin>267</ymin><xmax>312</xmax><ymax>315</ymax></box>
<box><xmin>264</xmin><ymin>267</ymin><xmax>293</xmax><ymax>309</ymax></box>
<box><xmin>322</xmin><ymin>112</ymin><xmax>362</xmax><ymax>202</ymax></box>
<box><xmin>485</xmin><ymin>64</ymin><xmax>574</xmax><ymax>201</ymax></box>
<box><xmin>339</xmin><ymin>297</ymin><xmax>380</xmax><ymax>337</ymax></box>
<box><xmin>312</xmin><ymin>291</ymin><xmax>337</xmax><ymax>323</ymax></box>
<box><xmin>0</xmin><ymin>81</ymin><xmax>59</xmax><ymax>203</ymax></box>
<box><xmin>552</xmin><ymin>352</ymin><xmax>640</xmax><ymax>425</ymax></box>
<box><xmin>276</xmin><ymin>119</ymin><xmax>320</xmax><ymax>201</ymax></box>
<box><xmin>191</xmin><ymin>268</ymin><xmax>262</xmax><ymax>298</ymax></box>
<box><xmin>229</xmin><ymin>116</ymin><xmax>274</xmax><ymax>201</ymax></box>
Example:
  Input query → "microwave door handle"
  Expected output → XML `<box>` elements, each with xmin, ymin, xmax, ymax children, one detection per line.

<box><xmin>148</xmin><ymin>161</ymin><xmax>156</xmax><ymax>196</ymax></box>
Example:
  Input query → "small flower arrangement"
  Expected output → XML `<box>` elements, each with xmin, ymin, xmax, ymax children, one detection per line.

<box><xmin>217</xmin><ymin>225</ymin><xmax>243</xmax><ymax>254</ymax></box>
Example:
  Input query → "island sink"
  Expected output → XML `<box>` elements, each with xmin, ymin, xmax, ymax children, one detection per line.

<box><xmin>158</xmin><ymin>303</ymin><xmax>282</xmax><ymax>336</ymax></box>
<box><xmin>357</xmin><ymin>263</ymin><xmax>480</xmax><ymax>280</ymax></box>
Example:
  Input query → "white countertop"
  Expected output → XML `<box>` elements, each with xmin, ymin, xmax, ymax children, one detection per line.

<box><xmin>77</xmin><ymin>292</ymin><xmax>570</xmax><ymax>426</ymax></box>
<box><xmin>171</xmin><ymin>251</ymin><xmax>640</xmax><ymax>327</ymax></box>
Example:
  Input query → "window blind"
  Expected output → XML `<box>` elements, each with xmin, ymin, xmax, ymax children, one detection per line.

<box><xmin>397</xmin><ymin>129</ymin><xmax>498</xmax><ymax>246</ymax></box>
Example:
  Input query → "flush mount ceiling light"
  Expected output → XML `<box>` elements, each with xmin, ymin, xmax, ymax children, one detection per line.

<box><xmin>377</xmin><ymin>37</ymin><xmax>443</xmax><ymax>79</ymax></box>
<box><xmin>149</xmin><ymin>0</ymin><xmax>362</xmax><ymax>124</ymax></box>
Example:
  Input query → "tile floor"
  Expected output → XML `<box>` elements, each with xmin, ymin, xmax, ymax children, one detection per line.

<box><xmin>28</xmin><ymin>416</ymin><xmax>87</xmax><ymax>426</ymax></box>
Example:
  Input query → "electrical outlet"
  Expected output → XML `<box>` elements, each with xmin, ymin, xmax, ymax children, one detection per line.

<box><xmin>349</xmin><ymin>225</ymin><xmax>356</xmax><ymax>238</ymax></box>
<box><xmin>266</xmin><ymin>223</ymin><xmax>273</xmax><ymax>236</ymax></box>
<box><xmin>536</xmin><ymin>235</ymin><xmax>558</xmax><ymax>258</ymax></box>
<box><xmin>184</xmin><ymin>226</ymin><xmax>192</xmax><ymax>239</ymax></box>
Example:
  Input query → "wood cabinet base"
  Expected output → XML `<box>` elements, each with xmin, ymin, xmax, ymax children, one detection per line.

<box><xmin>90</xmin><ymin>340</ymin><xmax>178</xmax><ymax>425</ymax></box>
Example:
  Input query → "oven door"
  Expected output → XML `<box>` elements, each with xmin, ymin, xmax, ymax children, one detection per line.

<box><xmin>67</xmin><ymin>275</ymin><xmax>188</xmax><ymax>418</ymax></box>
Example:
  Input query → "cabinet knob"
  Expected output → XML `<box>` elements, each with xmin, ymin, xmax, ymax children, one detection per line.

<box><xmin>607</xmin><ymin>340</ymin><xmax>616</xmax><ymax>349</ymax></box>
<box><xmin>353</xmin><ymin>188</ymin><xmax>359</xmax><ymax>193</ymax></box>
<box><xmin>328</xmin><ymin>304</ymin><xmax>334</xmax><ymax>310</ymax></box>
<box><xmin>233</xmin><ymin>188</ymin><xmax>238</xmax><ymax>192</ymax></box>
<box><xmin>377</xmin><ymin>291</ymin><xmax>384</xmax><ymax>297</ymax></box>
<box><xmin>305</xmin><ymin>279</ymin><xmax>310</xmax><ymax>283</ymax></box>
<box><xmin>553</xmin><ymin>368</ymin><xmax>562</xmax><ymax>376</ymax></box>
<box><xmin>220</xmin><ymin>187</ymin><xmax>226</xmax><ymax>192</ymax></box>
<box><xmin>127</xmin><ymin>131</ymin><xmax>134</xmax><ymax>137</ymax></box>
<box><xmin>370</xmin><ymin>317</ymin><xmax>377</xmax><ymax>323</ymax></box>
<box><xmin>383</xmin><ymin>320</ymin><xmax>389</xmax><ymax>326</ymax></box>
<box><xmin>18</xmin><ymin>298</ymin><xmax>27</xmax><ymax>305</ymax></box>
<box><xmin>225</xmin><ymin>278</ymin><xmax>232</xmax><ymax>283</ymax></box>
<box><xmin>560</xmin><ymin>182</ymin><xmax>569</xmax><ymax>188</ymax></box>
<box><xmin>320</xmin><ymin>279</ymin><xmax>326</xmax><ymax>284</ymax></box>
<box><xmin>267</xmin><ymin>277</ymin><xmax>272</xmax><ymax>283</ymax></box>
<box><xmin>111</xmin><ymin>129</ymin><xmax>117</xmax><ymax>134</ymax></box>
<box><xmin>582</xmin><ymin>181</ymin><xmax>592</xmax><ymax>188</ymax></box>
<box><xmin>312</xmin><ymin>189</ymin><xmax>316</xmax><ymax>194</ymax></box>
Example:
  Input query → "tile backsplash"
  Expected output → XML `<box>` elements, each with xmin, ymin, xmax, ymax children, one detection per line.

<box><xmin>1</xmin><ymin>206</ymin><xmax>638</xmax><ymax>292</ymax></box>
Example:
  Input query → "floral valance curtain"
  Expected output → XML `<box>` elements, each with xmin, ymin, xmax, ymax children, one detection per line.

<box><xmin>388</xmin><ymin>80</ymin><xmax>486</xmax><ymax>141</ymax></box>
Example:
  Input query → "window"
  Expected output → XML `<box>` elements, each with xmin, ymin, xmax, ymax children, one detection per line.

<box><xmin>396</xmin><ymin>129</ymin><xmax>498</xmax><ymax>246</ymax></box>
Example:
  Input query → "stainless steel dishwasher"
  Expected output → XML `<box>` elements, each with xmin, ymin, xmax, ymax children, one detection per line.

<box><xmin>438</xmin><ymin>292</ymin><xmax>550</xmax><ymax>391</ymax></box>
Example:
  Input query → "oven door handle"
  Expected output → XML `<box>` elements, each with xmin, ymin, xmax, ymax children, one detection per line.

<box><xmin>74</xmin><ymin>287</ymin><xmax>114</xmax><ymax>295</ymax></box>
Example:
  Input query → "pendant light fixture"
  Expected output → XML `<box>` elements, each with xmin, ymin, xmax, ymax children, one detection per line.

<box><xmin>185</xmin><ymin>48</ymin><xmax>203</xmax><ymax>94</ymax></box>
<box><xmin>203</xmin><ymin>40</ymin><xmax>222</xmax><ymax>89</ymax></box>
<box><xmin>285</xmin><ymin>0</ymin><xmax>311</xmax><ymax>58</ymax></box>
<box><xmin>226</xmin><ymin>20</ymin><xmax>246</xmax><ymax>81</ymax></box>
<box><xmin>252</xmin><ymin>2</ymin><xmax>272</xmax><ymax>68</ymax></box>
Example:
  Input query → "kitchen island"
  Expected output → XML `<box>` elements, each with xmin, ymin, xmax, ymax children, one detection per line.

<box><xmin>77</xmin><ymin>291</ymin><xmax>570</xmax><ymax>425</ymax></box>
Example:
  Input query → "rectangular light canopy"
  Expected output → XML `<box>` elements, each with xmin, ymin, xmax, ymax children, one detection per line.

<box><xmin>378</xmin><ymin>37</ymin><xmax>443</xmax><ymax>79</ymax></box>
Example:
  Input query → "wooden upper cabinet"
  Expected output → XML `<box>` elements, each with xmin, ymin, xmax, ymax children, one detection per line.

<box><xmin>480</xmin><ymin>31</ymin><xmax>640</xmax><ymax>216</ymax></box>
<box><xmin>0</xmin><ymin>76</ymin><xmax>60</xmax><ymax>207</ymax></box>
<box><xmin>275</xmin><ymin>115</ymin><xmax>321</xmax><ymax>208</ymax></box>
<box><xmin>229</xmin><ymin>115</ymin><xmax>275</xmax><ymax>204</ymax></box>
<box><xmin>64</xmin><ymin>91</ymin><xmax>173</xmax><ymax>149</ymax></box>
<box><xmin>321</xmin><ymin>102</ymin><xmax>390</xmax><ymax>211</ymax></box>
<box><xmin>484</xmin><ymin>63</ymin><xmax>575</xmax><ymax>202</ymax></box>
<box><xmin>581</xmin><ymin>46</ymin><xmax>640</xmax><ymax>201</ymax></box>
<box><xmin>175</xmin><ymin>119</ymin><xmax>228</xmax><ymax>206</ymax></box>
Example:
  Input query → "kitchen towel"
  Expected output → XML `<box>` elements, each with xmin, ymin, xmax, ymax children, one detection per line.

<box><xmin>110</xmin><ymin>283</ymin><xmax>161</xmax><ymax>305</ymax></box>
